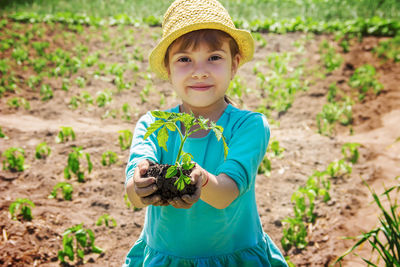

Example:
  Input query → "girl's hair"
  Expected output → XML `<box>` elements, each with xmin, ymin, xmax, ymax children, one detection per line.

<box><xmin>164</xmin><ymin>29</ymin><xmax>240</xmax><ymax>106</ymax></box>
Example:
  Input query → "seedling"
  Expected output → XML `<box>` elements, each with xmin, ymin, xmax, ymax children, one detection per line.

<box><xmin>0</xmin><ymin>126</ymin><xmax>7</xmax><ymax>138</ymax></box>
<box><xmin>64</xmin><ymin>147</ymin><xmax>93</xmax><ymax>183</ymax></box>
<box><xmin>326</xmin><ymin>159</ymin><xmax>352</xmax><ymax>178</ymax></box>
<box><xmin>9</xmin><ymin>198</ymin><xmax>35</xmax><ymax>221</ymax></box>
<box><xmin>341</xmin><ymin>143</ymin><xmax>361</xmax><ymax>164</ymax></box>
<box><xmin>269</xmin><ymin>140</ymin><xmax>285</xmax><ymax>158</ymax></box>
<box><xmin>258</xmin><ymin>155</ymin><xmax>271</xmax><ymax>176</ymax></box>
<box><xmin>118</xmin><ymin>130</ymin><xmax>133</xmax><ymax>150</ymax></box>
<box><xmin>281</xmin><ymin>217</ymin><xmax>308</xmax><ymax>252</ymax></box>
<box><xmin>35</xmin><ymin>142</ymin><xmax>51</xmax><ymax>159</ymax></box>
<box><xmin>96</xmin><ymin>90</ymin><xmax>113</xmax><ymax>107</ymax></box>
<box><xmin>49</xmin><ymin>182</ymin><xmax>73</xmax><ymax>201</ymax></box>
<box><xmin>7</xmin><ymin>97</ymin><xmax>30</xmax><ymax>110</ymax></box>
<box><xmin>143</xmin><ymin>111</ymin><xmax>228</xmax><ymax>199</ymax></box>
<box><xmin>56</xmin><ymin>126</ymin><xmax>76</xmax><ymax>143</ymax></box>
<box><xmin>349</xmin><ymin>64</ymin><xmax>383</xmax><ymax>101</ymax></box>
<box><xmin>40</xmin><ymin>84</ymin><xmax>53</xmax><ymax>101</ymax></box>
<box><xmin>101</xmin><ymin>151</ymin><xmax>117</xmax><ymax>166</ymax></box>
<box><xmin>292</xmin><ymin>187</ymin><xmax>317</xmax><ymax>223</ymax></box>
<box><xmin>96</xmin><ymin>214</ymin><xmax>117</xmax><ymax>228</ymax></box>
<box><xmin>58</xmin><ymin>224</ymin><xmax>103</xmax><ymax>263</ymax></box>
<box><xmin>121</xmin><ymin>103</ymin><xmax>132</xmax><ymax>121</ymax></box>
<box><xmin>2</xmin><ymin>147</ymin><xmax>26</xmax><ymax>172</ymax></box>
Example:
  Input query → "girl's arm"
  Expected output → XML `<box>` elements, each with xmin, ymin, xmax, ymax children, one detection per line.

<box><xmin>201</xmin><ymin>171</ymin><xmax>239</xmax><ymax>209</ymax></box>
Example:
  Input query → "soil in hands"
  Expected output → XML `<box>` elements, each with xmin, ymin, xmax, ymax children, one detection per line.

<box><xmin>144</xmin><ymin>162</ymin><xmax>197</xmax><ymax>202</ymax></box>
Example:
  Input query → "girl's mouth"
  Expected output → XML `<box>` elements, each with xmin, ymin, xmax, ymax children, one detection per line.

<box><xmin>188</xmin><ymin>85</ymin><xmax>213</xmax><ymax>91</ymax></box>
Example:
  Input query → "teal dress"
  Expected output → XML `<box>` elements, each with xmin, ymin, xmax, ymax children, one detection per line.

<box><xmin>124</xmin><ymin>104</ymin><xmax>287</xmax><ymax>267</ymax></box>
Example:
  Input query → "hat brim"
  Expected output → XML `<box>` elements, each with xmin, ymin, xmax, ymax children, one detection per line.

<box><xmin>149</xmin><ymin>22</ymin><xmax>254</xmax><ymax>80</ymax></box>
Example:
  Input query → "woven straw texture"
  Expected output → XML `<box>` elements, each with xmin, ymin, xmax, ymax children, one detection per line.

<box><xmin>149</xmin><ymin>0</ymin><xmax>254</xmax><ymax>80</ymax></box>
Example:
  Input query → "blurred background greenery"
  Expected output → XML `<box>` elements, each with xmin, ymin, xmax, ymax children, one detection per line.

<box><xmin>1</xmin><ymin>0</ymin><xmax>399</xmax><ymax>22</ymax></box>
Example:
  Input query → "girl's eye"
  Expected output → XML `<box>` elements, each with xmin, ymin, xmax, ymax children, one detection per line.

<box><xmin>209</xmin><ymin>55</ymin><xmax>222</xmax><ymax>61</ymax></box>
<box><xmin>178</xmin><ymin>57</ymin><xmax>190</xmax><ymax>63</ymax></box>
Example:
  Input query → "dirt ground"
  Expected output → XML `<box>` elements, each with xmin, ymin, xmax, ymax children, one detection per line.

<box><xmin>0</xmin><ymin>20</ymin><xmax>399</xmax><ymax>266</ymax></box>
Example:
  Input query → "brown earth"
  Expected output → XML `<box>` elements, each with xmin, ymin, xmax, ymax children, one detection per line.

<box><xmin>0</xmin><ymin>20</ymin><xmax>399</xmax><ymax>266</ymax></box>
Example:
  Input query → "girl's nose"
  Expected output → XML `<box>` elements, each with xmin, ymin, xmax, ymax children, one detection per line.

<box><xmin>191</xmin><ymin>73</ymin><xmax>209</xmax><ymax>79</ymax></box>
<box><xmin>191</xmin><ymin>62</ymin><xmax>209</xmax><ymax>79</ymax></box>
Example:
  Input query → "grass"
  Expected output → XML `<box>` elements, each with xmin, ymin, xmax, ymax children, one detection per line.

<box><xmin>1</xmin><ymin>0</ymin><xmax>400</xmax><ymax>21</ymax></box>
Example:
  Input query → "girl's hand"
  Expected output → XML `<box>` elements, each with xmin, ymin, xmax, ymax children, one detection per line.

<box><xmin>168</xmin><ymin>164</ymin><xmax>206</xmax><ymax>209</ymax></box>
<box><xmin>134</xmin><ymin>160</ymin><xmax>168</xmax><ymax>206</ymax></box>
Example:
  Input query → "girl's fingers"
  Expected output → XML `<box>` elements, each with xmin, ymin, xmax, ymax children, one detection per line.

<box><xmin>135</xmin><ymin>183</ymin><xmax>158</xmax><ymax>197</ymax></box>
<box><xmin>141</xmin><ymin>194</ymin><xmax>161</xmax><ymax>205</ymax></box>
<box><xmin>138</xmin><ymin>160</ymin><xmax>150</xmax><ymax>175</ymax></box>
<box><xmin>182</xmin><ymin>189</ymin><xmax>200</xmax><ymax>204</ymax></box>
<box><xmin>169</xmin><ymin>197</ymin><xmax>192</xmax><ymax>209</ymax></box>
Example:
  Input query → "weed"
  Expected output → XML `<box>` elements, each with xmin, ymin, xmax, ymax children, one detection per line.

<box><xmin>335</xmin><ymin>181</ymin><xmax>400</xmax><ymax>266</ymax></box>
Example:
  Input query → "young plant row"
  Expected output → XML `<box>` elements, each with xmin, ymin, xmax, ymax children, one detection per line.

<box><xmin>254</xmin><ymin>50</ymin><xmax>309</xmax><ymax>118</ymax></box>
<box><xmin>317</xmin><ymin>64</ymin><xmax>383</xmax><ymax>136</ymax></box>
<box><xmin>281</xmin><ymin>143</ymin><xmax>360</xmax><ymax>253</ymax></box>
<box><xmin>1</xmin><ymin>125</ymin><xmax>135</xmax><ymax>264</ymax></box>
<box><xmin>8</xmin><ymin>12</ymin><xmax>400</xmax><ymax>36</ymax></box>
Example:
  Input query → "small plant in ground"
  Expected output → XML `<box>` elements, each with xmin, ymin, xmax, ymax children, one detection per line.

<box><xmin>96</xmin><ymin>90</ymin><xmax>112</xmax><ymax>107</ymax></box>
<box><xmin>0</xmin><ymin>126</ymin><xmax>8</xmax><ymax>138</ymax></box>
<box><xmin>341</xmin><ymin>143</ymin><xmax>361</xmax><ymax>164</ymax></box>
<box><xmin>12</xmin><ymin>47</ymin><xmax>29</xmax><ymax>64</ymax></box>
<box><xmin>143</xmin><ymin>111</ymin><xmax>228</xmax><ymax>200</ymax></box>
<box><xmin>7</xmin><ymin>97</ymin><xmax>31</xmax><ymax>110</ymax></box>
<box><xmin>306</xmin><ymin>170</ymin><xmax>331</xmax><ymax>202</ymax></box>
<box><xmin>327</xmin><ymin>82</ymin><xmax>339</xmax><ymax>103</ymax></box>
<box><xmin>319</xmin><ymin>40</ymin><xmax>343</xmax><ymax>73</ymax></box>
<box><xmin>2</xmin><ymin>147</ymin><xmax>26</xmax><ymax>172</ymax></box>
<box><xmin>58</xmin><ymin>224</ymin><xmax>103</xmax><ymax>263</ymax></box>
<box><xmin>121</xmin><ymin>103</ymin><xmax>132</xmax><ymax>121</ymax></box>
<box><xmin>35</xmin><ymin>142</ymin><xmax>51</xmax><ymax>159</ymax></box>
<box><xmin>49</xmin><ymin>182</ymin><xmax>73</xmax><ymax>201</ymax></box>
<box><xmin>269</xmin><ymin>140</ymin><xmax>285</xmax><ymax>158</ymax></box>
<box><xmin>74</xmin><ymin>76</ymin><xmax>86</xmax><ymax>88</ymax></box>
<box><xmin>40</xmin><ymin>84</ymin><xmax>53</xmax><ymax>101</ymax></box>
<box><xmin>56</xmin><ymin>126</ymin><xmax>76</xmax><ymax>143</ymax></box>
<box><xmin>118</xmin><ymin>130</ymin><xmax>133</xmax><ymax>151</ymax></box>
<box><xmin>101</xmin><ymin>151</ymin><xmax>117</xmax><ymax>166</ymax></box>
<box><xmin>292</xmin><ymin>187</ymin><xmax>317</xmax><ymax>223</ymax></box>
<box><xmin>257</xmin><ymin>155</ymin><xmax>271</xmax><ymax>176</ymax></box>
<box><xmin>316</xmin><ymin>99</ymin><xmax>353</xmax><ymax>136</ymax></box>
<box><xmin>349</xmin><ymin>64</ymin><xmax>383</xmax><ymax>101</ymax></box>
<box><xmin>9</xmin><ymin>198</ymin><xmax>35</xmax><ymax>221</ymax></box>
<box><xmin>27</xmin><ymin>75</ymin><xmax>42</xmax><ymax>89</ymax></box>
<box><xmin>281</xmin><ymin>217</ymin><xmax>308</xmax><ymax>252</ymax></box>
<box><xmin>373</xmin><ymin>35</ymin><xmax>400</xmax><ymax>62</ymax></box>
<box><xmin>326</xmin><ymin>159</ymin><xmax>352</xmax><ymax>178</ymax></box>
<box><xmin>335</xmin><ymin>181</ymin><xmax>400</xmax><ymax>266</ymax></box>
<box><xmin>64</xmin><ymin>147</ymin><xmax>93</xmax><ymax>183</ymax></box>
<box><xmin>96</xmin><ymin>214</ymin><xmax>117</xmax><ymax>228</ymax></box>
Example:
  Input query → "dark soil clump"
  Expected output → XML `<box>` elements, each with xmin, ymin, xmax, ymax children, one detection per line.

<box><xmin>144</xmin><ymin>162</ymin><xmax>197</xmax><ymax>202</ymax></box>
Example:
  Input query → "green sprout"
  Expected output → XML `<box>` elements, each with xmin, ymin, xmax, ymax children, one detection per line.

<box><xmin>64</xmin><ymin>147</ymin><xmax>93</xmax><ymax>183</ymax></box>
<box><xmin>49</xmin><ymin>182</ymin><xmax>73</xmax><ymax>201</ymax></box>
<box><xmin>96</xmin><ymin>214</ymin><xmax>117</xmax><ymax>228</ymax></box>
<box><xmin>35</xmin><ymin>142</ymin><xmax>51</xmax><ymax>159</ymax></box>
<box><xmin>58</xmin><ymin>224</ymin><xmax>103</xmax><ymax>263</ymax></box>
<box><xmin>9</xmin><ymin>198</ymin><xmax>35</xmax><ymax>221</ymax></box>
<box><xmin>2</xmin><ymin>147</ymin><xmax>26</xmax><ymax>172</ymax></box>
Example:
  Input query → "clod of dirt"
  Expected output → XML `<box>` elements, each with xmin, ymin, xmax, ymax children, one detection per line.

<box><xmin>144</xmin><ymin>163</ymin><xmax>196</xmax><ymax>202</ymax></box>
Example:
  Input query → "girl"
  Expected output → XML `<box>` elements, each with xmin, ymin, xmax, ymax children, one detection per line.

<box><xmin>124</xmin><ymin>0</ymin><xmax>287</xmax><ymax>266</ymax></box>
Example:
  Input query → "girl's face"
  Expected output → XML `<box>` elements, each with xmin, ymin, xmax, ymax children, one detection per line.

<box><xmin>167</xmin><ymin>38</ymin><xmax>240</xmax><ymax>111</ymax></box>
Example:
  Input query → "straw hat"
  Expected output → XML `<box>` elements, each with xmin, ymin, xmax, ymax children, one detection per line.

<box><xmin>149</xmin><ymin>0</ymin><xmax>254</xmax><ymax>80</ymax></box>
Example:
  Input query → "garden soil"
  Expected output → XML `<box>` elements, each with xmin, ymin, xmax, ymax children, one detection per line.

<box><xmin>0</xmin><ymin>21</ymin><xmax>399</xmax><ymax>266</ymax></box>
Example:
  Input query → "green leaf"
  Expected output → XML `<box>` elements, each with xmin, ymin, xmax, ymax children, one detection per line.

<box><xmin>182</xmin><ymin>174</ymin><xmax>191</xmax><ymax>185</ymax></box>
<box><xmin>165</xmin><ymin>122</ymin><xmax>176</xmax><ymax>131</ymax></box>
<box><xmin>174</xmin><ymin>177</ymin><xmax>185</xmax><ymax>191</ymax></box>
<box><xmin>166</xmin><ymin>165</ymin><xmax>177</xmax><ymax>178</ymax></box>
<box><xmin>151</xmin><ymin>110</ymin><xmax>171</xmax><ymax>120</ymax></box>
<box><xmin>157</xmin><ymin>126</ymin><xmax>169</xmax><ymax>152</ymax></box>
<box><xmin>144</xmin><ymin>120</ymin><xmax>165</xmax><ymax>140</ymax></box>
